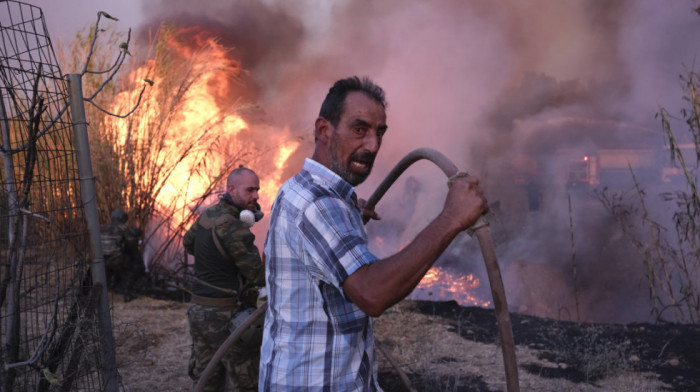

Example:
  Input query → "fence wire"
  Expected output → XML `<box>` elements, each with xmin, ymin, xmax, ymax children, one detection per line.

<box><xmin>1</xmin><ymin>2</ymin><xmax>110</xmax><ymax>391</ymax></box>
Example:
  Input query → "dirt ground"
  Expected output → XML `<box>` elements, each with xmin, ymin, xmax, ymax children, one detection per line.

<box><xmin>108</xmin><ymin>294</ymin><xmax>700</xmax><ymax>392</ymax></box>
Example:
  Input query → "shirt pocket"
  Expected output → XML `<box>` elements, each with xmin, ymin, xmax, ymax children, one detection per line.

<box><xmin>319</xmin><ymin>281</ymin><xmax>367</xmax><ymax>334</ymax></box>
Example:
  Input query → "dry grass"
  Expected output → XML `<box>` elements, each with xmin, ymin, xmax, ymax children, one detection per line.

<box><xmin>110</xmin><ymin>293</ymin><xmax>191</xmax><ymax>392</ymax></box>
<box><xmin>110</xmin><ymin>295</ymin><xmax>672</xmax><ymax>392</ymax></box>
<box><xmin>374</xmin><ymin>301</ymin><xmax>668</xmax><ymax>392</ymax></box>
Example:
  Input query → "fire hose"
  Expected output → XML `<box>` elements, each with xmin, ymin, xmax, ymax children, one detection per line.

<box><xmin>195</xmin><ymin>147</ymin><xmax>519</xmax><ymax>392</ymax></box>
<box><xmin>364</xmin><ymin>147</ymin><xmax>520</xmax><ymax>392</ymax></box>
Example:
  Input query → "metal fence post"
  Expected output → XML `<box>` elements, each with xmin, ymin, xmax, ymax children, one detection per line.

<box><xmin>67</xmin><ymin>73</ymin><xmax>119</xmax><ymax>392</ymax></box>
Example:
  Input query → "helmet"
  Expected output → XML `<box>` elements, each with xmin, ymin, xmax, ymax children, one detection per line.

<box><xmin>110</xmin><ymin>209</ymin><xmax>128</xmax><ymax>224</ymax></box>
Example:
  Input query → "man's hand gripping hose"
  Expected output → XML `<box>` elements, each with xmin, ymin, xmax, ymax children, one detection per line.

<box><xmin>197</xmin><ymin>147</ymin><xmax>519</xmax><ymax>392</ymax></box>
<box><xmin>364</xmin><ymin>148</ymin><xmax>520</xmax><ymax>392</ymax></box>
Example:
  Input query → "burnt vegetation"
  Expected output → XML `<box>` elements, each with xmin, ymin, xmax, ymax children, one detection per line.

<box><xmin>376</xmin><ymin>300</ymin><xmax>700</xmax><ymax>392</ymax></box>
<box><xmin>595</xmin><ymin>71</ymin><xmax>700</xmax><ymax>325</ymax></box>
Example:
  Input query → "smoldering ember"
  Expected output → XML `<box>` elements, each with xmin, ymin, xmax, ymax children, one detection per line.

<box><xmin>2</xmin><ymin>0</ymin><xmax>700</xmax><ymax>391</ymax></box>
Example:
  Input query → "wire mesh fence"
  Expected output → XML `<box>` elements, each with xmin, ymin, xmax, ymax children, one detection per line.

<box><xmin>1</xmin><ymin>2</ymin><xmax>112</xmax><ymax>391</ymax></box>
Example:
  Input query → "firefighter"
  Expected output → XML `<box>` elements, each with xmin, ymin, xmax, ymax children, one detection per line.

<box><xmin>183</xmin><ymin>166</ymin><xmax>265</xmax><ymax>391</ymax></box>
<box><xmin>100</xmin><ymin>209</ymin><xmax>141</xmax><ymax>302</ymax></box>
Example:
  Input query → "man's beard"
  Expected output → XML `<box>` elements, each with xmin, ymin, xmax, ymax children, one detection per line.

<box><xmin>329</xmin><ymin>136</ymin><xmax>375</xmax><ymax>186</ymax></box>
<box><xmin>230</xmin><ymin>191</ymin><xmax>255</xmax><ymax>211</ymax></box>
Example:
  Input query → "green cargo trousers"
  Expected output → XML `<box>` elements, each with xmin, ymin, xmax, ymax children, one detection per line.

<box><xmin>187</xmin><ymin>303</ymin><xmax>259</xmax><ymax>392</ymax></box>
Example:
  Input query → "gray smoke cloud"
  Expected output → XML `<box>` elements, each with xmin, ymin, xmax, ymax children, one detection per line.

<box><xmin>141</xmin><ymin>0</ymin><xmax>700</xmax><ymax>323</ymax></box>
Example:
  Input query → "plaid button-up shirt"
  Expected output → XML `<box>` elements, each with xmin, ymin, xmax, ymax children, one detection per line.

<box><xmin>259</xmin><ymin>158</ymin><xmax>382</xmax><ymax>391</ymax></box>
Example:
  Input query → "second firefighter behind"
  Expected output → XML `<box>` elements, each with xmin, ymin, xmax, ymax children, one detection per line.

<box><xmin>183</xmin><ymin>166</ymin><xmax>265</xmax><ymax>392</ymax></box>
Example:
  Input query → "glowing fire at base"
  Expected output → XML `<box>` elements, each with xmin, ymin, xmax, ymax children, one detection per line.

<box><xmin>411</xmin><ymin>266</ymin><xmax>491</xmax><ymax>307</ymax></box>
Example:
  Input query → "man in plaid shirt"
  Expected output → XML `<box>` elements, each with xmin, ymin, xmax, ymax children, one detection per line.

<box><xmin>259</xmin><ymin>76</ymin><xmax>489</xmax><ymax>391</ymax></box>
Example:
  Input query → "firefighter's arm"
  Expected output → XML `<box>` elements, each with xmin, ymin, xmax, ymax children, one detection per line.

<box><xmin>182</xmin><ymin>221</ymin><xmax>198</xmax><ymax>255</ymax></box>
<box><xmin>217</xmin><ymin>223</ymin><xmax>265</xmax><ymax>287</ymax></box>
<box><xmin>344</xmin><ymin>176</ymin><xmax>488</xmax><ymax>317</ymax></box>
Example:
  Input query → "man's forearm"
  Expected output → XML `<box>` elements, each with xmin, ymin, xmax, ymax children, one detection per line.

<box><xmin>343</xmin><ymin>211</ymin><xmax>462</xmax><ymax>316</ymax></box>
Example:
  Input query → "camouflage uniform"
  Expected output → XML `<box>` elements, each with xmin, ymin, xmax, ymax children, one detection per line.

<box><xmin>183</xmin><ymin>194</ymin><xmax>265</xmax><ymax>392</ymax></box>
<box><xmin>100</xmin><ymin>211</ymin><xmax>141</xmax><ymax>302</ymax></box>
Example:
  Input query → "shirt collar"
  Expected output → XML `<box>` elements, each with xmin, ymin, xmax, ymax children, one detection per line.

<box><xmin>303</xmin><ymin>158</ymin><xmax>359</xmax><ymax>208</ymax></box>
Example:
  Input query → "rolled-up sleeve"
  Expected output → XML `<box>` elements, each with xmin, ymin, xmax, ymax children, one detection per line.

<box><xmin>300</xmin><ymin>195</ymin><xmax>377</xmax><ymax>290</ymax></box>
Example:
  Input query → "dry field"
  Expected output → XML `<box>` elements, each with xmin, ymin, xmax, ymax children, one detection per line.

<box><xmin>109</xmin><ymin>294</ymin><xmax>700</xmax><ymax>392</ymax></box>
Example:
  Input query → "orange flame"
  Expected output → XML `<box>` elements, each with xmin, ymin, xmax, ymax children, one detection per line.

<box><xmin>412</xmin><ymin>266</ymin><xmax>491</xmax><ymax>307</ymax></box>
<box><xmin>108</xmin><ymin>27</ymin><xmax>298</xmax><ymax>231</ymax></box>
<box><xmin>259</xmin><ymin>132</ymin><xmax>300</xmax><ymax>207</ymax></box>
<box><xmin>370</xmin><ymin>235</ymin><xmax>488</xmax><ymax>307</ymax></box>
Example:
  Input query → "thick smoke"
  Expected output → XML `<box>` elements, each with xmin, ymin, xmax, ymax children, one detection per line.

<box><xmin>141</xmin><ymin>0</ymin><xmax>700</xmax><ymax>323</ymax></box>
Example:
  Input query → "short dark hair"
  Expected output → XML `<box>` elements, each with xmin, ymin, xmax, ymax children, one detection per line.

<box><xmin>319</xmin><ymin>76</ymin><xmax>387</xmax><ymax>128</ymax></box>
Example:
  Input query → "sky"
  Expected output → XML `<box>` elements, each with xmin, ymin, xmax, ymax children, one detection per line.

<box><xmin>28</xmin><ymin>0</ymin><xmax>146</xmax><ymax>43</ymax></box>
<box><xmin>17</xmin><ymin>0</ymin><xmax>700</xmax><ymax>323</ymax></box>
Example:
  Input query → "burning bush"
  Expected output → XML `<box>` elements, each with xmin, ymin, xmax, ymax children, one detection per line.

<box><xmin>59</xmin><ymin>22</ymin><xmax>303</xmax><ymax>282</ymax></box>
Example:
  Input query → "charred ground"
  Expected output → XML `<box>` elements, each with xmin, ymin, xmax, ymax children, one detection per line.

<box><xmin>111</xmin><ymin>293</ymin><xmax>700</xmax><ymax>392</ymax></box>
<box><xmin>376</xmin><ymin>300</ymin><xmax>700</xmax><ymax>392</ymax></box>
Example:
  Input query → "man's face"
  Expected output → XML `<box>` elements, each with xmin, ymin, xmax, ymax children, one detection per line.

<box><xmin>229</xmin><ymin>171</ymin><xmax>260</xmax><ymax>211</ymax></box>
<box><xmin>328</xmin><ymin>91</ymin><xmax>387</xmax><ymax>186</ymax></box>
